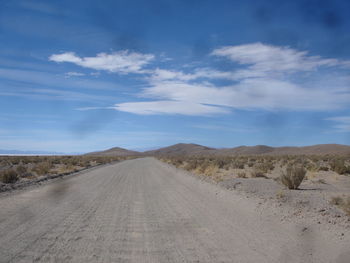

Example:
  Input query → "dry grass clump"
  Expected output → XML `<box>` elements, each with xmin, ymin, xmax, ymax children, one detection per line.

<box><xmin>317</xmin><ymin>166</ymin><xmax>329</xmax><ymax>171</ymax></box>
<box><xmin>276</xmin><ymin>190</ymin><xmax>286</xmax><ymax>199</ymax></box>
<box><xmin>330</xmin><ymin>196</ymin><xmax>344</xmax><ymax>206</ymax></box>
<box><xmin>280</xmin><ymin>165</ymin><xmax>306</xmax><ymax>189</ymax></box>
<box><xmin>250</xmin><ymin>168</ymin><xmax>268</xmax><ymax>178</ymax></box>
<box><xmin>160</xmin><ymin>154</ymin><xmax>349</xmax><ymax>187</ymax></box>
<box><xmin>16</xmin><ymin>165</ymin><xmax>28</xmax><ymax>175</ymax></box>
<box><xmin>0</xmin><ymin>169</ymin><xmax>19</xmax><ymax>183</ymax></box>
<box><xmin>254</xmin><ymin>162</ymin><xmax>274</xmax><ymax>174</ymax></box>
<box><xmin>237</xmin><ymin>171</ymin><xmax>247</xmax><ymax>178</ymax></box>
<box><xmin>0</xmin><ymin>155</ymin><xmax>135</xmax><ymax>184</ymax></box>
<box><xmin>330</xmin><ymin>196</ymin><xmax>350</xmax><ymax>216</ymax></box>
<box><xmin>33</xmin><ymin>161</ymin><xmax>53</xmax><ymax>176</ymax></box>
<box><xmin>330</xmin><ymin>158</ymin><xmax>350</xmax><ymax>175</ymax></box>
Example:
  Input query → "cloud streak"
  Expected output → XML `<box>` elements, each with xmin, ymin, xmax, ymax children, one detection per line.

<box><xmin>49</xmin><ymin>43</ymin><xmax>350</xmax><ymax>116</ymax></box>
<box><xmin>326</xmin><ymin>116</ymin><xmax>350</xmax><ymax>132</ymax></box>
<box><xmin>212</xmin><ymin>42</ymin><xmax>349</xmax><ymax>79</ymax></box>
<box><xmin>115</xmin><ymin>101</ymin><xmax>229</xmax><ymax>116</ymax></box>
<box><xmin>49</xmin><ymin>51</ymin><xmax>154</xmax><ymax>74</ymax></box>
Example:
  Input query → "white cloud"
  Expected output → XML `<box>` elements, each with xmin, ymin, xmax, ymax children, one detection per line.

<box><xmin>211</xmin><ymin>43</ymin><xmax>350</xmax><ymax>81</ymax></box>
<box><xmin>50</xmin><ymin>52</ymin><xmax>82</xmax><ymax>63</ymax></box>
<box><xmin>65</xmin><ymin>71</ymin><xmax>85</xmax><ymax>77</ymax></box>
<box><xmin>134</xmin><ymin>77</ymin><xmax>349</xmax><ymax>111</ymax></box>
<box><xmin>114</xmin><ymin>43</ymin><xmax>350</xmax><ymax>115</ymax></box>
<box><xmin>149</xmin><ymin>68</ymin><xmax>234</xmax><ymax>82</ymax></box>
<box><xmin>49</xmin><ymin>51</ymin><xmax>154</xmax><ymax>74</ymax></box>
<box><xmin>212</xmin><ymin>42</ymin><xmax>342</xmax><ymax>74</ymax></box>
<box><xmin>326</xmin><ymin>116</ymin><xmax>350</xmax><ymax>132</ymax></box>
<box><xmin>114</xmin><ymin>100</ymin><xmax>229</xmax><ymax>116</ymax></box>
<box><xmin>150</xmin><ymin>68</ymin><xmax>197</xmax><ymax>81</ymax></box>
<box><xmin>48</xmin><ymin>43</ymin><xmax>350</xmax><ymax>116</ymax></box>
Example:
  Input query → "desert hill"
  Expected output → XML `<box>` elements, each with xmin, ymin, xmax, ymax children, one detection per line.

<box><xmin>143</xmin><ymin>143</ymin><xmax>216</xmax><ymax>156</ymax></box>
<box><xmin>86</xmin><ymin>147</ymin><xmax>139</xmax><ymax>156</ymax></box>
<box><xmin>86</xmin><ymin>143</ymin><xmax>350</xmax><ymax>156</ymax></box>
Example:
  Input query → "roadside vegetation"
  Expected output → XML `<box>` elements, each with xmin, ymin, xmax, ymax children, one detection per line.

<box><xmin>159</xmin><ymin>154</ymin><xmax>350</xmax><ymax>216</ymax></box>
<box><xmin>160</xmin><ymin>154</ymin><xmax>350</xmax><ymax>180</ymax></box>
<box><xmin>0</xmin><ymin>155</ymin><xmax>136</xmax><ymax>185</ymax></box>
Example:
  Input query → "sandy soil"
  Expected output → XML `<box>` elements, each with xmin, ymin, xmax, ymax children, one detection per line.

<box><xmin>0</xmin><ymin>158</ymin><xmax>349</xmax><ymax>262</ymax></box>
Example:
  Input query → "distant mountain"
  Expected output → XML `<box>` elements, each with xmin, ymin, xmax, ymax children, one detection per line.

<box><xmin>269</xmin><ymin>144</ymin><xmax>350</xmax><ymax>155</ymax></box>
<box><xmin>143</xmin><ymin>143</ymin><xmax>350</xmax><ymax>156</ymax></box>
<box><xmin>143</xmin><ymin>143</ymin><xmax>216</xmax><ymax>156</ymax></box>
<box><xmin>0</xmin><ymin>149</ymin><xmax>67</xmax><ymax>155</ymax></box>
<box><xmin>218</xmin><ymin>145</ymin><xmax>274</xmax><ymax>155</ymax></box>
<box><xmin>85</xmin><ymin>143</ymin><xmax>350</xmax><ymax>157</ymax></box>
<box><xmin>86</xmin><ymin>147</ymin><xmax>139</xmax><ymax>156</ymax></box>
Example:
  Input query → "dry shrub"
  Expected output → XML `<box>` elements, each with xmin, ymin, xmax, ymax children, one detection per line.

<box><xmin>247</xmin><ymin>161</ymin><xmax>254</xmax><ymax>167</ymax></box>
<box><xmin>232</xmin><ymin>161</ymin><xmax>245</xmax><ymax>169</ymax></box>
<box><xmin>203</xmin><ymin>165</ymin><xmax>219</xmax><ymax>177</ymax></box>
<box><xmin>318</xmin><ymin>166</ymin><xmax>329</xmax><ymax>171</ymax></box>
<box><xmin>251</xmin><ymin>169</ymin><xmax>267</xmax><ymax>178</ymax></box>
<box><xmin>33</xmin><ymin>162</ymin><xmax>52</xmax><ymax>176</ymax></box>
<box><xmin>213</xmin><ymin>158</ymin><xmax>227</xmax><ymax>169</ymax></box>
<box><xmin>1</xmin><ymin>169</ymin><xmax>19</xmax><ymax>183</ymax></box>
<box><xmin>330</xmin><ymin>196</ymin><xmax>344</xmax><ymax>206</ymax></box>
<box><xmin>276</xmin><ymin>190</ymin><xmax>286</xmax><ymax>199</ymax></box>
<box><xmin>331</xmin><ymin>196</ymin><xmax>350</xmax><ymax>216</ymax></box>
<box><xmin>330</xmin><ymin>159</ymin><xmax>350</xmax><ymax>175</ymax></box>
<box><xmin>254</xmin><ymin>162</ymin><xmax>274</xmax><ymax>174</ymax></box>
<box><xmin>184</xmin><ymin>159</ymin><xmax>199</xmax><ymax>171</ymax></box>
<box><xmin>317</xmin><ymin>179</ymin><xmax>326</xmax><ymax>184</ymax></box>
<box><xmin>237</xmin><ymin>171</ymin><xmax>247</xmax><ymax>178</ymax></box>
<box><xmin>196</xmin><ymin>160</ymin><xmax>211</xmax><ymax>173</ymax></box>
<box><xmin>16</xmin><ymin>165</ymin><xmax>28</xmax><ymax>176</ymax></box>
<box><xmin>342</xmin><ymin>198</ymin><xmax>350</xmax><ymax>216</ymax></box>
<box><xmin>280</xmin><ymin>165</ymin><xmax>306</xmax><ymax>189</ymax></box>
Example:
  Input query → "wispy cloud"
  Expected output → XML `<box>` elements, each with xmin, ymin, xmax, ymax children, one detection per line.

<box><xmin>15</xmin><ymin>1</ymin><xmax>66</xmax><ymax>16</ymax></box>
<box><xmin>49</xmin><ymin>51</ymin><xmax>154</xmax><ymax>74</ymax></box>
<box><xmin>211</xmin><ymin>42</ymin><xmax>349</xmax><ymax>79</ymax></box>
<box><xmin>0</xmin><ymin>67</ymin><xmax>118</xmax><ymax>90</ymax></box>
<box><xmin>0</xmin><ymin>87</ymin><xmax>112</xmax><ymax>102</ymax></box>
<box><xmin>48</xmin><ymin>43</ymin><xmax>350</xmax><ymax>116</ymax></box>
<box><xmin>65</xmin><ymin>71</ymin><xmax>85</xmax><ymax>77</ymax></box>
<box><xmin>117</xmin><ymin>43</ymin><xmax>350</xmax><ymax>115</ymax></box>
<box><xmin>115</xmin><ymin>100</ymin><xmax>229</xmax><ymax>116</ymax></box>
<box><xmin>75</xmin><ymin>106</ymin><xmax>114</xmax><ymax>111</ymax></box>
<box><xmin>326</xmin><ymin>116</ymin><xmax>350</xmax><ymax>132</ymax></box>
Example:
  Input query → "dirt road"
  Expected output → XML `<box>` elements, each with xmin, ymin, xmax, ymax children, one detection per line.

<box><xmin>0</xmin><ymin>158</ymin><xmax>349</xmax><ymax>262</ymax></box>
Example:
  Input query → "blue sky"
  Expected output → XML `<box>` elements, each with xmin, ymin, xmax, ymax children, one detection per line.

<box><xmin>0</xmin><ymin>0</ymin><xmax>350</xmax><ymax>153</ymax></box>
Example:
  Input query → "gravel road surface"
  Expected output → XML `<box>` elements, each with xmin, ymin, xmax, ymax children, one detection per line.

<box><xmin>0</xmin><ymin>158</ymin><xmax>349</xmax><ymax>262</ymax></box>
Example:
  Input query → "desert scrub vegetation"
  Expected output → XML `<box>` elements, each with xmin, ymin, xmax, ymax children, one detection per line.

<box><xmin>330</xmin><ymin>196</ymin><xmax>350</xmax><ymax>216</ymax></box>
<box><xmin>250</xmin><ymin>168</ymin><xmax>268</xmax><ymax>178</ymax></box>
<box><xmin>159</xmin><ymin>154</ymin><xmax>350</xmax><ymax>181</ymax></box>
<box><xmin>280</xmin><ymin>165</ymin><xmax>306</xmax><ymax>189</ymax></box>
<box><xmin>0</xmin><ymin>155</ymin><xmax>136</xmax><ymax>184</ymax></box>
<box><xmin>237</xmin><ymin>171</ymin><xmax>247</xmax><ymax>178</ymax></box>
<box><xmin>329</xmin><ymin>158</ymin><xmax>350</xmax><ymax>175</ymax></box>
<box><xmin>0</xmin><ymin>169</ymin><xmax>19</xmax><ymax>183</ymax></box>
